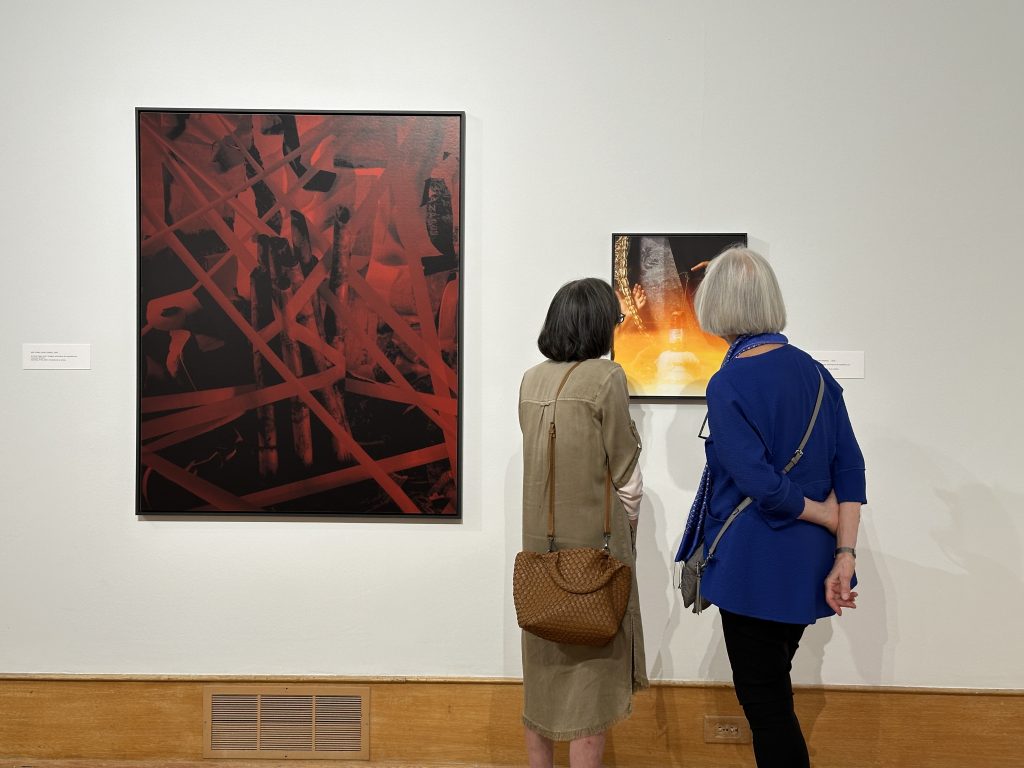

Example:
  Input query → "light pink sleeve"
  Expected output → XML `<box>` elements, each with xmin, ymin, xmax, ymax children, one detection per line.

<box><xmin>616</xmin><ymin>463</ymin><xmax>644</xmax><ymax>521</ymax></box>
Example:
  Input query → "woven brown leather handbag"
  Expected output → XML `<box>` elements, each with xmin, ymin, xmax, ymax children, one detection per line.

<box><xmin>513</xmin><ymin>361</ymin><xmax>632</xmax><ymax>647</ymax></box>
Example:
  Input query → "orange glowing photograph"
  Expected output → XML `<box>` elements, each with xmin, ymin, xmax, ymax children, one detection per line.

<box><xmin>612</xmin><ymin>233</ymin><xmax>746</xmax><ymax>401</ymax></box>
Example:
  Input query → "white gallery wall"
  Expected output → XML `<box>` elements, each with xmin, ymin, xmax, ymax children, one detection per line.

<box><xmin>1</xmin><ymin>0</ymin><xmax>1021</xmax><ymax>689</ymax></box>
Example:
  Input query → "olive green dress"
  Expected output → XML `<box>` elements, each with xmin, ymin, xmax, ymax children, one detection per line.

<box><xmin>518</xmin><ymin>358</ymin><xmax>648</xmax><ymax>740</ymax></box>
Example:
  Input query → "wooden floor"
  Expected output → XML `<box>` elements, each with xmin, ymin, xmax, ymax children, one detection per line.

<box><xmin>4</xmin><ymin>677</ymin><xmax>1023</xmax><ymax>768</ymax></box>
<box><xmin>0</xmin><ymin>765</ymin><xmax>561</xmax><ymax>768</ymax></box>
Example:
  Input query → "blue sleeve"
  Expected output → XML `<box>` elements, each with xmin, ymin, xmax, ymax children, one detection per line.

<box><xmin>707</xmin><ymin>377</ymin><xmax>806</xmax><ymax>527</ymax></box>
<box><xmin>831</xmin><ymin>395</ymin><xmax>867</xmax><ymax>503</ymax></box>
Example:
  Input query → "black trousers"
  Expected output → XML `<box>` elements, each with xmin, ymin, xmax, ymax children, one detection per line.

<box><xmin>720</xmin><ymin>608</ymin><xmax>810</xmax><ymax>768</ymax></box>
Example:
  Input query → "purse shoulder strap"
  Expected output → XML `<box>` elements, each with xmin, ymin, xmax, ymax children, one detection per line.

<box><xmin>547</xmin><ymin>361</ymin><xmax>613</xmax><ymax>552</ymax></box>
<box><xmin>704</xmin><ymin>371</ymin><xmax>826</xmax><ymax>560</ymax></box>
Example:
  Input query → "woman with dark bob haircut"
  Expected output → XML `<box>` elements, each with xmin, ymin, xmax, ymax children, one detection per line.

<box><xmin>518</xmin><ymin>277</ymin><xmax>647</xmax><ymax>768</ymax></box>
<box><xmin>676</xmin><ymin>247</ymin><xmax>866</xmax><ymax>767</ymax></box>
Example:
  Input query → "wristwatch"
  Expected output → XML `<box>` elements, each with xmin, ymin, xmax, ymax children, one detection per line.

<box><xmin>834</xmin><ymin>547</ymin><xmax>856</xmax><ymax>558</ymax></box>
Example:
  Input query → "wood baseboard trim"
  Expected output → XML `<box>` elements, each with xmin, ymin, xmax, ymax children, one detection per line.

<box><xmin>2</xmin><ymin>673</ymin><xmax>1019</xmax><ymax>696</ymax></box>
<box><xmin>1</xmin><ymin>676</ymin><xmax>1020</xmax><ymax>767</ymax></box>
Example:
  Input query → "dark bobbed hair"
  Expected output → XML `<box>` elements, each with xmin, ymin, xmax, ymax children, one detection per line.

<box><xmin>537</xmin><ymin>278</ymin><xmax>619</xmax><ymax>362</ymax></box>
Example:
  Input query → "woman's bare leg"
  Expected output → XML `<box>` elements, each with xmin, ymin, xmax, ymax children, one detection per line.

<box><xmin>525</xmin><ymin>727</ymin><xmax>554</xmax><ymax>768</ymax></box>
<box><xmin>569</xmin><ymin>732</ymin><xmax>606</xmax><ymax>768</ymax></box>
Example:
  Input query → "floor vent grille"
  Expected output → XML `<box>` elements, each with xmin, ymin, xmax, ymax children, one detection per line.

<box><xmin>204</xmin><ymin>685</ymin><xmax>369</xmax><ymax>760</ymax></box>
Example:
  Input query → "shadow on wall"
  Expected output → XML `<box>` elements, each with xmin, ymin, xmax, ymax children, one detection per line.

<box><xmin>862</xmin><ymin>436</ymin><xmax>1024</xmax><ymax>688</ymax></box>
<box><xmin>638</xmin><ymin>485</ymin><xmax>684</xmax><ymax>682</ymax></box>
<box><xmin>803</xmin><ymin>435</ymin><xmax>1024</xmax><ymax>761</ymax></box>
<box><xmin>640</xmin><ymin>400</ymin><xmax>707</xmax><ymax>685</ymax></box>
<box><xmin>628</xmin><ymin>405</ymin><xmax>688</xmax><ymax>683</ymax></box>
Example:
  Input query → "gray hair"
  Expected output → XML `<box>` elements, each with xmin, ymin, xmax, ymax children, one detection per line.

<box><xmin>694</xmin><ymin>247</ymin><xmax>787</xmax><ymax>335</ymax></box>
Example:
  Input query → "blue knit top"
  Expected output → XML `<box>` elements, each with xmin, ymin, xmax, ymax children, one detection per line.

<box><xmin>699</xmin><ymin>344</ymin><xmax>867</xmax><ymax>624</ymax></box>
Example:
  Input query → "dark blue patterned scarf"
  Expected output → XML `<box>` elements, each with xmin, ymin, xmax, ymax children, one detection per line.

<box><xmin>674</xmin><ymin>333</ymin><xmax>788</xmax><ymax>562</ymax></box>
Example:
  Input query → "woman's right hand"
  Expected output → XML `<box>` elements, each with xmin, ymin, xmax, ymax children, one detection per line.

<box><xmin>799</xmin><ymin>490</ymin><xmax>839</xmax><ymax>534</ymax></box>
<box><xmin>825</xmin><ymin>550</ymin><xmax>858</xmax><ymax>615</ymax></box>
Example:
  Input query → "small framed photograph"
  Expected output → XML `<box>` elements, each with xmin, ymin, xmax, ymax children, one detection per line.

<box><xmin>612</xmin><ymin>232</ymin><xmax>746</xmax><ymax>401</ymax></box>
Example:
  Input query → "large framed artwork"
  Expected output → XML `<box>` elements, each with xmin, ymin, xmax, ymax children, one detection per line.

<box><xmin>612</xmin><ymin>233</ymin><xmax>746</xmax><ymax>401</ymax></box>
<box><xmin>137</xmin><ymin>110</ymin><xmax>463</xmax><ymax>516</ymax></box>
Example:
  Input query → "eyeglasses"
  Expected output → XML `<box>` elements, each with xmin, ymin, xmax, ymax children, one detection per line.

<box><xmin>698</xmin><ymin>413</ymin><xmax>710</xmax><ymax>440</ymax></box>
<box><xmin>616</xmin><ymin>313</ymin><xmax>626</xmax><ymax>325</ymax></box>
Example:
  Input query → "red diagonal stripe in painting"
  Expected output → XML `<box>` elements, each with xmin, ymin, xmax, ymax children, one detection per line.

<box><xmin>139</xmin><ymin>119</ymin><xmax>361</xmax><ymax>340</ymax></box>
<box><xmin>141</xmin><ymin>366</ymin><xmax>344</xmax><ymax>441</ymax></box>
<box><xmin>284</xmin><ymin>293</ymin><xmax>451</xmax><ymax>437</ymax></box>
<box><xmin>193</xmin><ymin>161</ymin><xmax>342</xmax><ymax>257</ymax></box>
<box><xmin>151</xmin><ymin>122</ymin><xmax>373</xmax><ymax>336</ymax></box>
<box><xmin>346</xmin><ymin>269</ymin><xmax>456</xmax><ymax>392</ymax></box>
<box><xmin>223</xmin><ymin>116</ymin><xmax>447</xmax><ymax>376</ymax></box>
<box><xmin>397</xmin><ymin>268</ymin><xmax>458</xmax><ymax>468</ymax></box>
<box><xmin>260</xmin><ymin>286</ymin><xmax>432</xmax><ymax>422</ymax></box>
<box><xmin>208</xmin><ymin>112</ymin><xmax>329</xmax><ymax>224</ymax></box>
<box><xmin>369</xmin><ymin>173</ymin><xmax>449</xmax><ymax>404</ymax></box>
<box><xmin>139</xmin><ymin>117</ymin><xmax>336</xmax><ymax>256</ymax></box>
<box><xmin>239</xmin><ymin>161</ymin><xmax>383</xmax><ymax>274</ymax></box>
<box><xmin>161</xmin><ymin>231</ymin><xmax>421</xmax><ymax>513</ymax></box>
<box><xmin>197</xmin><ymin>126</ymin><xmax>414</xmax><ymax>344</ymax></box>
<box><xmin>215</xmin><ymin>150</ymin><xmax>354</xmax><ymax>254</ymax></box>
<box><xmin>153</xmin><ymin>143</ymin><xmax>263</xmax><ymax>276</ymax></box>
<box><xmin>344</xmin><ymin>378</ymin><xmax>457</xmax><ymax>416</ymax></box>
<box><xmin>321</xmin><ymin>287</ymin><xmax>457</xmax><ymax>465</ymax></box>
<box><xmin>142</xmin><ymin>383</ymin><xmax>257</xmax><ymax>414</ymax></box>
<box><xmin>205</xmin><ymin>113</ymin><xmax>384</xmax><ymax>268</ymax></box>
<box><xmin>138</xmin><ymin>201</ymin><xmax>241</xmax><ymax>339</ymax></box>
<box><xmin>318</xmin><ymin>285</ymin><xmax>453</xmax><ymax>435</ymax></box>
<box><xmin>140</xmin><ymin>450</ymin><xmax>264</xmax><ymax>513</ymax></box>
<box><xmin>400</xmin><ymin>219</ymin><xmax>450</xmax><ymax>401</ymax></box>
<box><xmin>290</xmin><ymin>311</ymin><xmax>454</xmax><ymax>442</ymax></box>
<box><xmin>375</xmin><ymin>125</ymin><xmax>455</xmax><ymax>405</ymax></box>
<box><xmin>296</xmin><ymin>117</ymin><xmax>460</xmax><ymax>473</ymax></box>
<box><xmin>232</xmin><ymin>166</ymin><xmax>371</xmax><ymax>259</ymax></box>
<box><xmin>282</xmin><ymin>257</ymin><xmax>329</xmax><ymax>326</ymax></box>
<box><xmin>286</xmin><ymin>320</ymin><xmax>343</xmax><ymax>367</ymax></box>
<box><xmin>140</xmin><ymin>119</ymin><xmax>267</xmax><ymax>256</ymax></box>
<box><xmin>301</xmin><ymin>139</ymin><xmax>455</xmax><ymax>395</ymax></box>
<box><xmin>304</xmin><ymin>173</ymin><xmax>381</xmax><ymax>255</ymax></box>
<box><xmin>142</xmin><ymin>414</ymin><xmax>244</xmax><ymax>453</ymax></box>
<box><xmin>143</xmin><ymin>312</ymin><xmax>452</xmax><ymax>448</ymax></box>
<box><xmin>191</xmin><ymin>444</ymin><xmax>449</xmax><ymax>511</ymax></box>
<box><xmin>311</xmin><ymin>168</ymin><xmax>386</xmax><ymax>251</ymax></box>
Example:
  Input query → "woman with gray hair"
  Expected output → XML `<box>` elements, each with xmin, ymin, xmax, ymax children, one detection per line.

<box><xmin>676</xmin><ymin>247</ymin><xmax>866</xmax><ymax>768</ymax></box>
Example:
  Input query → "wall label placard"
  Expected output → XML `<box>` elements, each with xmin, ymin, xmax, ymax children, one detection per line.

<box><xmin>808</xmin><ymin>350</ymin><xmax>864</xmax><ymax>379</ymax></box>
<box><xmin>22</xmin><ymin>343</ymin><xmax>92</xmax><ymax>370</ymax></box>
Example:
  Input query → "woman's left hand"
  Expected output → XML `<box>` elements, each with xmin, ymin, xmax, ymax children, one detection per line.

<box><xmin>825</xmin><ymin>553</ymin><xmax>858</xmax><ymax>615</ymax></box>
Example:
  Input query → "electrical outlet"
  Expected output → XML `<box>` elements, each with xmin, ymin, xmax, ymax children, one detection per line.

<box><xmin>703</xmin><ymin>714</ymin><xmax>751</xmax><ymax>744</ymax></box>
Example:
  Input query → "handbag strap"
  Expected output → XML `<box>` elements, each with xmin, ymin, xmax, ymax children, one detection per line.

<box><xmin>704</xmin><ymin>371</ymin><xmax>826</xmax><ymax>562</ymax></box>
<box><xmin>547</xmin><ymin>361</ymin><xmax>613</xmax><ymax>552</ymax></box>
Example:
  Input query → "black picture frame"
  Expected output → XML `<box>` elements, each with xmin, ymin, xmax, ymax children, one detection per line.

<box><xmin>612</xmin><ymin>232</ymin><xmax>747</xmax><ymax>402</ymax></box>
<box><xmin>136</xmin><ymin>109</ymin><xmax>464</xmax><ymax>517</ymax></box>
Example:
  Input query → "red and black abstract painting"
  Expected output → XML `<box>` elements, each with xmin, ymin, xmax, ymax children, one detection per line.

<box><xmin>137</xmin><ymin>110</ymin><xmax>462</xmax><ymax>516</ymax></box>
